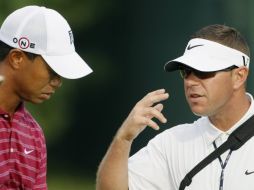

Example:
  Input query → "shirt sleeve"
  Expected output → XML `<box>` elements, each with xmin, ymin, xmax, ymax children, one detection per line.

<box><xmin>33</xmin><ymin>135</ymin><xmax>47</xmax><ymax>190</ymax></box>
<box><xmin>128</xmin><ymin>133</ymin><xmax>174</xmax><ymax>190</ymax></box>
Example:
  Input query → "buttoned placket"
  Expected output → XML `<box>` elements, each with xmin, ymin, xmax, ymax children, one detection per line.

<box><xmin>2</xmin><ymin>114</ymin><xmax>16</xmax><ymax>157</ymax></box>
<box><xmin>213</xmin><ymin>133</ymin><xmax>233</xmax><ymax>190</ymax></box>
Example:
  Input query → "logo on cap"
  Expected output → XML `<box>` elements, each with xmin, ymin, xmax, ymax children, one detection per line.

<box><xmin>242</xmin><ymin>56</ymin><xmax>249</xmax><ymax>66</ymax></box>
<box><xmin>68</xmin><ymin>30</ymin><xmax>74</xmax><ymax>45</ymax></box>
<box><xmin>13</xmin><ymin>37</ymin><xmax>35</xmax><ymax>49</ymax></box>
<box><xmin>187</xmin><ymin>44</ymin><xmax>204</xmax><ymax>50</ymax></box>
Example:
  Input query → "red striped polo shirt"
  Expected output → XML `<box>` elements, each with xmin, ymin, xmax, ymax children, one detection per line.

<box><xmin>0</xmin><ymin>103</ymin><xmax>47</xmax><ymax>189</ymax></box>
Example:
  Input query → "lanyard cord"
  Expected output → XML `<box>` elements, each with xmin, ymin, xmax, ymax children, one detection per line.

<box><xmin>179</xmin><ymin>115</ymin><xmax>254</xmax><ymax>190</ymax></box>
<box><xmin>213</xmin><ymin>141</ymin><xmax>233</xmax><ymax>190</ymax></box>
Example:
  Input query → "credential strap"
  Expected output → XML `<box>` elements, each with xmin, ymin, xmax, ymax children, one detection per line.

<box><xmin>179</xmin><ymin>115</ymin><xmax>254</xmax><ymax>190</ymax></box>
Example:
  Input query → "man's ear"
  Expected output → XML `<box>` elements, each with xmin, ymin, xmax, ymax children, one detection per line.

<box><xmin>7</xmin><ymin>49</ymin><xmax>25</xmax><ymax>70</ymax></box>
<box><xmin>232</xmin><ymin>67</ymin><xmax>248</xmax><ymax>89</ymax></box>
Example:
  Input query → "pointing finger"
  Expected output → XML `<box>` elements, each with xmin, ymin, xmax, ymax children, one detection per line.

<box><xmin>154</xmin><ymin>103</ymin><xmax>163</xmax><ymax>112</ymax></box>
<box><xmin>141</xmin><ymin>91</ymin><xmax>169</xmax><ymax>107</ymax></box>
<box><xmin>143</xmin><ymin>107</ymin><xmax>167</xmax><ymax>123</ymax></box>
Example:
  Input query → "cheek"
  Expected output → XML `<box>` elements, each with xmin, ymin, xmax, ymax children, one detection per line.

<box><xmin>184</xmin><ymin>76</ymin><xmax>234</xmax><ymax>116</ymax></box>
<box><xmin>26</xmin><ymin>73</ymin><xmax>49</xmax><ymax>88</ymax></box>
<box><xmin>16</xmin><ymin>68</ymin><xmax>51</xmax><ymax>95</ymax></box>
<box><xmin>27</xmin><ymin>65</ymin><xmax>51</xmax><ymax>86</ymax></box>
<box><xmin>205</xmin><ymin>78</ymin><xmax>234</xmax><ymax>110</ymax></box>
<box><xmin>207</xmin><ymin>76</ymin><xmax>233</xmax><ymax>98</ymax></box>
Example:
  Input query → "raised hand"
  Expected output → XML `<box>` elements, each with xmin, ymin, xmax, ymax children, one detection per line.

<box><xmin>117</xmin><ymin>89</ymin><xmax>169</xmax><ymax>142</ymax></box>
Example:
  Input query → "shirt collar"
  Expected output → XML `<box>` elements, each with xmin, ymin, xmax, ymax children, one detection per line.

<box><xmin>202</xmin><ymin>117</ymin><xmax>223</xmax><ymax>146</ymax></box>
<box><xmin>203</xmin><ymin>93</ymin><xmax>254</xmax><ymax>146</ymax></box>
<box><xmin>0</xmin><ymin>102</ymin><xmax>26</xmax><ymax>118</ymax></box>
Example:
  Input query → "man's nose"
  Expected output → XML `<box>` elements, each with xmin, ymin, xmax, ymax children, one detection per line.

<box><xmin>184</xmin><ymin>73</ymin><xmax>200</xmax><ymax>86</ymax></box>
<box><xmin>50</xmin><ymin>76</ymin><xmax>62</xmax><ymax>88</ymax></box>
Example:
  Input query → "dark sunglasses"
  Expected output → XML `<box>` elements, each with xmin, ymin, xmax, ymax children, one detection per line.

<box><xmin>179</xmin><ymin>65</ymin><xmax>238</xmax><ymax>79</ymax></box>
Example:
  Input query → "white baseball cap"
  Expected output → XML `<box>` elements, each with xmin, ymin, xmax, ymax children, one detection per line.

<box><xmin>0</xmin><ymin>5</ymin><xmax>93</xmax><ymax>79</ymax></box>
<box><xmin>164</xmin><ymin>38</ymin><xmax>250</xmax><ymax>72</ymax></box>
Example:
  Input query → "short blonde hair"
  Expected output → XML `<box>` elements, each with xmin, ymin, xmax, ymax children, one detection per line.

<box><xmin>191</xmin><ymin>24</ymin><xmax>250</xmax><ymax>57</ymax></box>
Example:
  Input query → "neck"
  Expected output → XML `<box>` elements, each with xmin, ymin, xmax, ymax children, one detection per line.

<box><xmin>209</xmin><ymin>92</ymin><xmax>250</xmax><ymax>132</ymax></box>
<box><xmin>0</xmin><ymin>83</ymin><xmax>22</xmax><ymax>115</ymax></box>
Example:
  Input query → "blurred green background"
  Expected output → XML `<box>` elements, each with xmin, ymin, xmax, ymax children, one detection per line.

<box><xmin>1</xmin><ymin>0</ymin><xmax>254</xmax><ymax>189</ymax></box>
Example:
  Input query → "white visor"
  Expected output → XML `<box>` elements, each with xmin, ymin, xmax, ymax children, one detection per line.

<box><xmin>164</xmin><ymin>38</ymin><xmax>250</xmax><ymax>72</ymax></box>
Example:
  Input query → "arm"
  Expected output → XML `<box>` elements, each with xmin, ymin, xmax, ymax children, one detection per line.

<box><xmin>33</xmin><ymin>140</ymin><xmax>47</xmax><ymax>190</ymax></box>
<box><xmin>96</xmin><ymin>89</ymin><xmax>169</xmax><ymax>190</ymax></box>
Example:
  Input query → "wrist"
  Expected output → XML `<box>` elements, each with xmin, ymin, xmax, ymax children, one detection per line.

<box><xmin>115</xmin><ymin>128</ymin><xmax>134</xmax><ymax>144</ymax></box>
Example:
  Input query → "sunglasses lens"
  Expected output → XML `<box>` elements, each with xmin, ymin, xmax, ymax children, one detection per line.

<box><xmin>194</xmin><ymin>71</ymin><xmax>216</xmax><ymax>79</ymax></box>
<box><xmin>179</xmin><ymin>70</ymin><xmax>185</xmax><ymax>78</ymax></box>
<box><xmin>180</xmin><ymin>67</ymin><xmax>216</xmax><ymax>79</ymax></box>
<box><xmin>180</xmin><ymin>68</ymin><xmax>191</xmax><ymax>78</ymax></box>
<box><xmin>179</xmin><ymin>66</ymin><xmax>236</xmax><ymax>79</ymax></box>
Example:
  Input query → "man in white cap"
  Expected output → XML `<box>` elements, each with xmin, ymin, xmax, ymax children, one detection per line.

<box><xmin>0</xmin><ymin>5</ymin><xmax>92</xmax><ymax>189</ymax></box>
<box><xmin>96</xmin><ymin>24</ymin><xmax>254</xmax><ymax>190</ymax></box>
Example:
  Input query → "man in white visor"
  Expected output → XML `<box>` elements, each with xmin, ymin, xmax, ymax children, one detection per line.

<box><xmin>96</xmin><ymin>24</ymin><xmax>254</xmax><ymax>190</ymax></box>
<box><xmin>0</xmin><ymin>5</ymin><xmax>92</xmax><ymax>189</ymax></box>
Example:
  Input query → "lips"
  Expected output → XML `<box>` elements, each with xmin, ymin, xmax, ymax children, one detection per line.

<box><xmin>187</xmin><ymin>93</ymin><xmax>204</xmax><ymax>102</ymax></box>
<box><xmin>40</xmin><ymin>92</ymin><xmax>54</xmax><ymax>100</ymax></box>
<box><xmin>190</xmin><ymin>93</ymin><xmax>202</xmax><ymax>98</ymax></box>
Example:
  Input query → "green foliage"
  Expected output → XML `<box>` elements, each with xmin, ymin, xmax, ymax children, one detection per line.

<box><xmin>0</xmin><ymin>0</ymin><xmax>117</xmax><ymax>31</ymax></box>
<box><xmin>48</xmin><ymin>173</ymin><xmax>95</xmax><ymax>190</ymax></box>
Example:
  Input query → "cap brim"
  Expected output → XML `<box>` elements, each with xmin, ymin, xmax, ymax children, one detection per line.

<box><xmin>164</xmin><ymin>57</ymin><xmax>185</xmax><ymax>72</ymax></box>
<box><xmin>42</xmin><ymin>52</ymin><xmax>93</xmax><ymax>79</ymax></box>
<box><xmin>164</xmin><ymin>55</ymin><xmax>198</xmax><ymax>72</ymax></box>
<box><xmin>165</xmin><ymin>53</ymin><xmax>235</xmax><ymax>72</ymax></box>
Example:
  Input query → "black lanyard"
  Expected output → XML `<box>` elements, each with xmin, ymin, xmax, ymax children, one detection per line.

<box><xmin>179</xmin><ymin>115</ymin><xmax>254</xmax><ymax>190</ymax></box>
<box><xmin>213</xmin><ymin>141</ymin><xmax>233</xmax><ymax>190</ymax></box>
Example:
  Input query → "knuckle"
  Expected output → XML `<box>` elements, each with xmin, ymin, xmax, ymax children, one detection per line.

<box><xmin>133</xmin><ymin>104</ymin><xmax>141</xmax><ymax>112</ymax></box>
<box><xmin>135</xmin><ymin>107</ymin><xmax>143</xmax><ymax>115</ymax></box>
<box><xmin>144</xmin><ymin>117</ymin><xmax>150</xmax><ymax>125</ymax></box>
<box><xmin>146</xmin><ymin>93</ymin><xmax>154</xmax><ymax>100</ymax></box>
<box><xmin>147</xmin><ymin>92</ymin><xmax>152</xmax><ymax>96</ymax></box>
<box><xmin>148</xmin><ymin>96</ymin><xmax>154</xmax><ymax>103</ymax></box>
<box><xmin>135</xmin><ymin>101</ymin><xmax>141</xmax><ymax>107</ymax></box>
<box><xmin>150</xmin><ymin>108</ymin><xmax>158</xmax><ymax>116</ymax></box>
<box><xmin>132</xmin><ymin>115</ymin><xmax>139</xmax><ymax>123</ymax></box>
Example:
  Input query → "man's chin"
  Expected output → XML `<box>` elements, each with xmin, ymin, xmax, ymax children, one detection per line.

<box><xmin>192</xmin><ymin>111</ymin><xmax>206</xmax><ymax>117</ymax></box>
<box><xmin>29</xmin><ymin>98</ymin><xmax>48</xmax><ymax>104</ymax></box>
<box><xmin>191</xmin><ymin>108</ymin><xmax>209</xmax><ymax>117</ymax></box>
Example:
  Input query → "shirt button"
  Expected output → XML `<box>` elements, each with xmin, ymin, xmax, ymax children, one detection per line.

<box><xmin>10</xmin><ymin>148</ymin><xmax>14</xmax><ymax>153</ymax></box>
<box><xmin>3</xmin><ymin>114</ymin><xmax>9</xmax><ymax>119</ymax></box>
